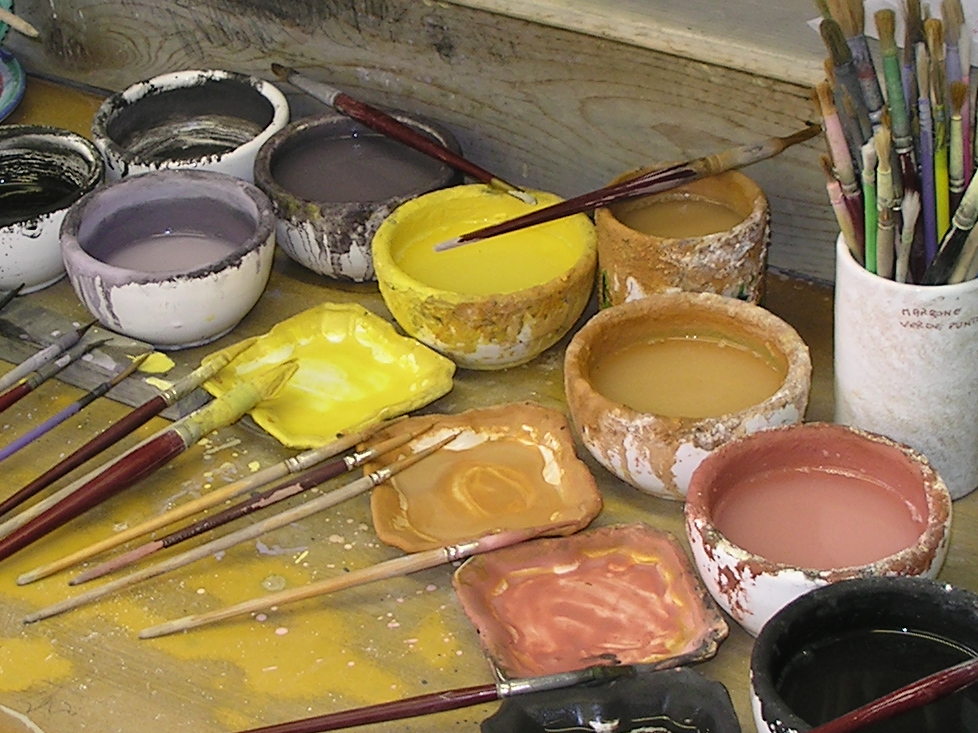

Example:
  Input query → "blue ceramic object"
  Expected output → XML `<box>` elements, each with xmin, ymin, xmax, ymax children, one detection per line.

<box><xmin>0</xmin><ymin>47</ymin><xmax>25</xmax><ymax>122</ymax></box>
<box><xmin>481</xmin><ymin>667</ymin><xmax>741</xmax><ymax>733</ymax></box>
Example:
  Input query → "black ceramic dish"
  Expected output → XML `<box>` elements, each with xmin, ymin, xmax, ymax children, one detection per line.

<box><xmin>751</xmin><ymin>576</ymin><xmax>978</xmax><ymax>733</ymax></box>
<box><xmin>481</xmin><ymin>667</ymin><xmax>741</xmax><ymax>733</ymax></box>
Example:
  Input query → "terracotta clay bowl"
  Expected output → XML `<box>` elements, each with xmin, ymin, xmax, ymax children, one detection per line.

<box><xmin>254</xmin><ymin>111</ymin><xmax>462</xmax><ymax>282</ymax></box>
<box><xmin>92</xmin><ymin>69</ymin><xmax>289</xmax><ymax>182</ymax></box>
<box><xmin>564</xmin><ymin>291</ymin><xmax>811</xmax><ymax>500</ymax></box>
<box><xmin>685</xmin><ymin>422</ymin><xmax>952</xmax><ymax>637</ymax></box>
<box><xmin>60</xmin><ymin>169</ymin><xmax>275</xmax><ymax>349</ymax></box>
<box><xmin>372</xmin><ymin>183</ymin><xmax>597</xmax><ymax>370</ymax></box>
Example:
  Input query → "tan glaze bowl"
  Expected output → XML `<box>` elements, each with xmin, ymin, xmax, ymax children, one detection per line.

<box><xmin>92</xmin><ymin>69</ymin><xmax>289</xmax><ymax>183</ymax></box>
<box><xmin>254</xmin><ymin>111</ymin><xmax>462</xmax><ymax>283</ymax></box>
<box><xmin>595</xmin><ymin>169</ymin><xmax>769</xmax><ymax>307</ymax></box>
<box><xmin>685</xmin><ymin>422</ymin><xmax>952</xmax><ymax>637</ymax></box>
<box><xmin>372</xmin><ymin>184</ymin><xmax>597</xmax><ymax>370</ymax></box>
<box><xmin>564</xmin><ymin>291</ymin><xmax>811</xmax><ymax>500</ymax></box>
<box><xmin>60</xmin><ymin>169</ymin><xmax>275</xmax><ymax>350</ymax></box>
<box><xmin>361</xmin><ymin>401</ymin><xmax>602</xmax><ymax>553</ymax></box>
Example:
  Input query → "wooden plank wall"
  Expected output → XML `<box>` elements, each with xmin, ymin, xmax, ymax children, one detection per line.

<box><xmin>4</xmin><ymin>0</ymin><xmax>838</xmax><ymax>281</ymax></box>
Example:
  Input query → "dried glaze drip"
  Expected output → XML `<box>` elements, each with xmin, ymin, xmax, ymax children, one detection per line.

<box><xmin>454</xmin><ymin>524</ymin><xmax>726</xmax><ymax>679</ymax></box>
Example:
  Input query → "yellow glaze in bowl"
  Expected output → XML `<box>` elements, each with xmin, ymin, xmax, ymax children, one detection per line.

<box><xmin>201</xmin><ymin>302</ymin><xmax>456</xmax><ymax>448</ymax></box>
<box><xmin>372</xmin><ymin>184</ymin><xmax>597</xmax><ymax>370</ymax></box>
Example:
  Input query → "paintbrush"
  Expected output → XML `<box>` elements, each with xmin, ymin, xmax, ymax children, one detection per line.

<box><xmin>434</xmin><ymin>125</ymin><xmax>821</xmax><ymax>251</ymax></box>
<box><xmin>16</xmin><ymin>416</ymin><xmax>407</xmax><ymax>585</ymax></box>
<box><xmin>897</xmin><ymin>190</ymin><xmax>922</xmax><ymax>283</ymax></box>
<box><xmin>921</xmin><ymin>167</ymin><xmax>978</xmax><ymax>284</ymax></box>
<box><xmin>0</xmin><ymin>362</ymin><xmax>298</xmax><ymax>564</ymax></box>
<box><xmin>22</xmin><ymin>432</ymin><xmax>458</xmax><ymax>624</ymax></box>
<box><xmin>0</xmin><ymin>337</ymin><xmax>108</xmax><ymax>416</ymax></box>
<box><xmin>861</xmin><ymin>141</ymin><xmax>878</xmax><ymax>273</ymax></box>
<box><xmin>0</xmin><ymin>339</ymin><xmax>256</xmax><ymax>522</ymax></box>
<box><xmin>829</xmin><ymin>0</ymin><xmax>885</xmax><ymax>127</ymax></box>
<box><xmin>948</xmin><ymin>226</ymin><xmax>978</xmax><ymax>283</ymax></box>
<box><xmin>271</xmin><ymin>63</ymin><xmax>535</xmax><ymax>205</ymax></box>
<box><xmin>0</xmin><ymin>353</ymin><xmax>151</xmax><ymax>466</ymax></box>
<box><xmin>917</xmin><ymin>43</ymin><xmax>940</xmax><ymax>269</ymax></box>
<box><xmin>233</xmin><ymin>665</ymin><xmax>635</xmax><ymax>733</ymax></box>
<box><xmin>820</xmin><ymin>18</ymin><xmax>873</xmax><ymax>144</ymax></box>
<box><xmin>825</xmin><ymin>61</ymin><xmax>865</xmax><ymax>170</ymax></box>
<box><xmin>875</xmin><ymin>123</ymin><xmax>896</xmax><ymax>279</ymax></box>
<box><xmin>0</xmin><ymin>7</ymin><xmax>39</xmax><ymax>38</ymax></box>
<box><xmin>140</xmin><ymin>524</ymin><xmax>558</xmax><ymax>639</ymax></box>
<box><xmin>815</xmin><ymin>82</ymin><xmax>863</xmax><ymax>234</ymax></box>
<box><xmin>822</xmin><ymin>154</ymin><xmax>862</xmax><ymax>263</ymax></box>
<box><xmin>875</xmin><ymin>9</ymin><xmax>917</xmax><ymax>201</ymax></box>
<box><xmin>0</xmin><ymin>284</ymin><xmax>24</xmax><ymax>313</ymax></box>
<box><xmin>807</xmin><ymin>656</ymin><xmax>978</xmax><ymax>733</ymax></box>
<box><xmin>927</xmin><ymin>18</ymin><xmax>951</xmax><ymax>240</ymax></box>
<box><xmin>0</xmin><ymin>319</ymin><xmax>96</xmax><ymax>395</ymax></box>
<box><xmin>71</xmin><ymin>427</ymin><xmax>427</xmax><ymax>584</ymax></box>
<box><xmin>950</xmin><ymin>80</ymin><xmax>968</xmax><ymax>214</ymax></box>
<box><xmin>904</xmin><ymin>0</ymin><xmax>924</xmax><ymax>151</ymax></box>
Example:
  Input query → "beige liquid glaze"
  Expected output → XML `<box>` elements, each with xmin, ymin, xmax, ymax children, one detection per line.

<box><xmin>616</xmin><ymin>196</ymin><xmax>745</xmax><ymax>238</ymax></box>
<box><xmin>383</xmin><ymin>439</ymin><xmax>569</xmax><ymax>541</ymax></box>
<box><xmin>96</xmin><ymin>232</ymin><xmax>239</xmax><ymax>273</ymax></box>
<box><xmin>590</xmin><ymin>336</ymin><xmax>784</xmax><ymax>418</ymax></box>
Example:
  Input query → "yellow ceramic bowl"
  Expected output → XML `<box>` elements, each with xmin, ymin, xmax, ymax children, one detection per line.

<box><xmin>372</xmin><ymin>184</ymin><xmax>597</xmax><ymax>370</ymax></box>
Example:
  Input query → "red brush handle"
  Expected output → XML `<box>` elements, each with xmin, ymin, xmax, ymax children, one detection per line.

<box><xmin>238</xmin><ymin>684</ymin><xmax>498</xmax><ymax>733</ymax></box>
<box><xmin>0</xmin><ymin>395</ymin><xmax>167</xmax><ymax>520</ymax></box>
<box><xmin>333</xmin><ymin>93</ymin><xmax>497</xmax><ymax>185</ymax></box>
<box><xmin>0</xmin><ymin>382</ymin><xmax>31</xmax><ymax>415</ymax></box>
<box><xmin>0</xmin><ymin>429</ymin><xmax>186</xmax><ymax>562</ymax></box>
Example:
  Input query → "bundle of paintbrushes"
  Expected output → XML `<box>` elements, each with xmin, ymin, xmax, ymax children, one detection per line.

<box><xmin>813</xmin><ymin>0</ymin><xmax>978</xmax><ymax>284</ymax></box>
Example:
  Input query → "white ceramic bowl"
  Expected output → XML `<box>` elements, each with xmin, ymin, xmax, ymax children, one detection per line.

<box><xmin>60</xmin><ymin>169</ymin><xmax>275</xmax><ymax>349</ymax></box>
<box><xmin>0</xmin><ymin>125</ymin><xmax>104</xmax><ymax>293</ymax></box>
<box><xmin>92</xmin><ymin>69</ymin><xmax>289</xmax><ymax>182</ymax></box>
<box><xmin>684</xmin><ymin>422</ymin><xmax>952</xmax><ymax>637</ymax></box>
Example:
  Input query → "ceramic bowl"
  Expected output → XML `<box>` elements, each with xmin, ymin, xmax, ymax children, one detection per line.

<box><xmin>60</xmin><ymin>169</ymin><xmax>276</xmax><ymax>350</ymax></box>
<box><xmin>751</xmin><ymin>576</ymin><xmax>978</xmax><ymax>732</ymax></box>
<box><xmin>372</xmin><ymin>183</ymin><xmax>597</xmax><ymax>370</ymax></box>
<box><xmin>0</xmin><ymin>125</ymin><xmax>104</xmax><ymax>293</ymax></box>
<box><xmin>92</xmin><ymin>69</ymin><xmax>289</xmax><ymax>182</ymax></box>
<box><xmin>685</xmin><ymin>422</ymin><xmax>952</xmax><ymax>637</ymax></box>
<box><xmin>595</xmin><ymin>168</ymin><xmax>769</xmax><ymax>307</ymax></box>
<box><xmin>563</xmin><ymin>291</ymin><xmax>811</xmax><ymax>500</ymax></box>
<box><xmin>254</xmin><ymin>111</ymin><xmax>462</xmax><ymax>282</ymax></box>
<box><xmin>482</xmin><ymin>667</ymin><xmax>741</xmax><ymax>733</ymax></box>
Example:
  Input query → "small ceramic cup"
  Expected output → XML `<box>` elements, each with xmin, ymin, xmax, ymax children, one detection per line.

<box><xmin>60</xmin><ymin>169</ymin><xmax>276</xmax><ymax>349</ymax></box>
<box><xmin>835</xmin><ymin>235</ymin><xmax>978</xmax><ymax>499</ymax></box>
<box><xmin>595</xmin><ymin>169</ymin><xmax>769</xmax><ymax>307</ymax></box>
<box><xmin>751</xmin><ymin>576</ymin><xmax>978</xmax><ymax>732</ymax></box>
<box><xmin>563</xmin><ymin>291</ymin><xmax>811</xmax><ymax>500</ymax></box>
<box><xmin>372</xmin><ymin>184</ymin><xmax>597</xmax><ymax>369</ymax></box>
<box><xmin>92</xmin><ymin>69</ymin><xmax>289</xmax><ymax>182</ymax></box>
<box><xmin>254</xmin><ymin>111</ymin><xmax>462</xmax><ymax>282</ymax></box>
<box><xmin>0</xmin><ymin>125</ymin><xmax>104</xmax><ymax>293</ymax></box>
<box><xmin>685</xmin><ymin>422</ymin><xmax>952</xmax><ymax>637</ymax></box>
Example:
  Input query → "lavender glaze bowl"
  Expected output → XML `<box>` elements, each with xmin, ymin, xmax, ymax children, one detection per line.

<box><xmin>92</xmin><ymin>69</ymin><xmax>289</xmax><ymax>182</ymax></box>
<box><xmin>254</xmin><ymin>111</ymin><xmax>461</xmax><ymax>282</ymax></box>
<box><xmin>60</xmin><ymin>169</ymin><xmax>275</xmax><ymax>349</ymax></box>
<box><xmin>685</xmin><ymin>422</ymin><xmax>952</xmax><ymax>637</ymax></box>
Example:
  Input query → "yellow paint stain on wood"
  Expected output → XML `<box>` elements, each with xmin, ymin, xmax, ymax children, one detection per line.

<box><xmin>0</xmin><ymin>637</ymin><xmax>72</xmax><ymax>692</ymax></box>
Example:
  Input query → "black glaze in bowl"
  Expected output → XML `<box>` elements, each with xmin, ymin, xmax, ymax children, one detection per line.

<box><xmin>751</xmin><ymin>576</ymin><xmax>978</xmax><ymax>733</ymax></box>
<box><xmin>481</xmin><ymin>667</ymin><xmax>741</xmax><ymax>733</ymax></box>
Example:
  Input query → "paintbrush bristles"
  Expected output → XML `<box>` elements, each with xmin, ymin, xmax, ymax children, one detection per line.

<box><xmin>821</xmin><ymin>18</ymin><xmax>856</xmax><ymax>64</ymax></box>
<box><xmin>951</xmin><ymin>80</ymin><xmax>968</xmax><ymax>116</ymax></box>
<box><xmin>874</xmin><ymin>9</ymin><xmax>898</xmax><ymax>54</ymax></box>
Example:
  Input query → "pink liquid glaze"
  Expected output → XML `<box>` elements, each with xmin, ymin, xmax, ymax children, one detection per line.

<box><xmin>712</xmin><ymin>466</ymin><xmax>924</xmax><ymax>569</ymax></box>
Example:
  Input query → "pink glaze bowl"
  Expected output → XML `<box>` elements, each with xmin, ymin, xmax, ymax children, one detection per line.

<box><xmin>684</xmin><ymin>422</ymin><xmax>952</xmax><ymax>637</ymax></box>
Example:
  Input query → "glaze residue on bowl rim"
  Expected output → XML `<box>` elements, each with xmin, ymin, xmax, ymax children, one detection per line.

<box><xmin>453</xmin><ymin>522</ymin><xmax>728</xmax><ymax>679</ymax></box>
<box><xmin>201</xmin><ymin>302</ymin><xmax>456</xmax><ymax>448</ymax></box>
<box><xmin>363</xmin><ymin>401</ymin><xmax>602</xmax><ymax>552</ymax></box>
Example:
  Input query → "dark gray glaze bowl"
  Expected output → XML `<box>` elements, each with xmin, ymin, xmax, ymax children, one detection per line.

<box><xmin>253</xmin><ymin>111</ymin><xmax>462</xmax><ymax>282</ymax></box>
<box><xmin>751</xmin><ymin>576</ymin><xmax>978</xmax><ymax>733</ymax></box>
<box><xmin>481</xmin><ymin>667</ymin><xmax>742</xmax><ymax>733</ymax></box>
